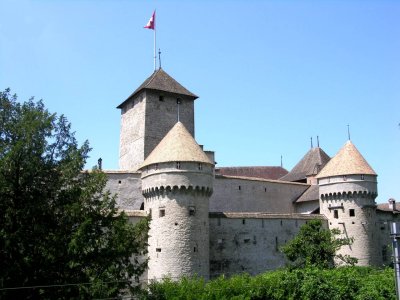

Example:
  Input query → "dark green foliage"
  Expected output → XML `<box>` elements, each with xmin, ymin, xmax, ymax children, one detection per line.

<box><xmin>281</xmin><ymin>219</ymin><xmax>357</xmax><ymax>268</ymax></box>
<box><xmin>0</xmin><ymin>89</ymin><xmax>149</xmax><ymax>299</ymax></box>
<box><xmin>141</xmin><ymin>267</ymin><xmax>396</xmax><ymax>300</ymax></box>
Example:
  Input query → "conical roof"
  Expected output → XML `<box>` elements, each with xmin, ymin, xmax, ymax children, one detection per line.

<box><xmin>280</xmin><ymin>147</ymin><xmax>330</xmax><ymax>182</ymax></box>
<box><xmin>139</xmin><ymin>122</ymin><xmax>213</xmax><ymax>169</ymax></box>
<box><xmin>316</xmin><ymin>140</ymin><xmax>376</xmax><ymax>178</ymax></box>
<box><xmin>117</xmin><ymin>68</ymin><xmax>198</xmax><ymax>108</ymax></box>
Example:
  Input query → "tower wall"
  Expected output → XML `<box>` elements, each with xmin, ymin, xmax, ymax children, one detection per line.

<box><xmin>119</xmin><ymin>92</ymin><xmax>146</xmax><ymax>170</ymax></box>
<box><xmin>319</xmin><ymin>174</ymin><xmax>381</xmax><ymax>266</ymax></box>
<box><xmin>142</xmin><ymin>162</ymin><xmax>213</xmax><ymax>281</ymax></box>
<box><xmin>119</xmin><ymin>91</ymin><xmax>194</xmax><ymax>171</ymax></box>
<box><xmin>144</xmin><ymin>92</ymin><xmax>194</xmax><ymax>161</ymax></box>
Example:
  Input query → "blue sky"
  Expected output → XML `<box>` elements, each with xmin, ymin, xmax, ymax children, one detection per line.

<box><xmin>1</xmin><ymin>0</ymin><xmax>399</xmax><ymax>203</ymax></box>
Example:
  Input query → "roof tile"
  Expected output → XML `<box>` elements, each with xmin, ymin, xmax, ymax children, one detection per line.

<box><xmin>139</xmin><ymin>122</ymin><xmax>212</xmax><ymax>169</ymax></box>
<box><xmin>316</xmin><ymin>141</ymin><xmax>376</xmax><ymax>178</ymax></box>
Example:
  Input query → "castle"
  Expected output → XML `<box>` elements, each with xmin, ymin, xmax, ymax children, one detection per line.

<box><xmin>105</xmin><ymin>68</ymin><xmax>398</xmax><ymax>281</ymax></box>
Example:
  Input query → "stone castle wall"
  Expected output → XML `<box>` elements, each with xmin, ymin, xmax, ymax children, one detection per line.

<box><xmin>207</xmin><ymin>213</ymin><xmax>326</xmax><ymax>277</ymax></box>
<box><xmin>319</xmin><ymin>174</ymin><xmax>381</xmax><ymax>266</ymax></box>
<box><xmin>105</xmin><ymin>171</ymin><xmax>143</xmax><ymax>210</ymax></box>
<box><xmin>144</xmin><ymin>92</ymin><xmax>194</xmax><ymax>161</ymax></box>
<box><xmin>142</xmin><ymin>162</ymin><xmax>212</xmax><ymax>281</ymax></box>
<box><xmin>119</xmin><ymin>92</ymin><xmax>146</xmax><ymax>170</ymax></box>
<box><xmin>210</xmin><ymin>176</ymin><xmax>309</xmax><ymax>213</ymax></box>
<box><xmin>118</xmin><ymin>90</ymin><xmax>194</xmax><ymax>171</ymax></box>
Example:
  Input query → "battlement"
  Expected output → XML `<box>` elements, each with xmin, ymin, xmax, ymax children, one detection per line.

<box><xmin>142</xmin><ymin>185</ymin><xmax>213</xmax><ymax>198</ymax></box>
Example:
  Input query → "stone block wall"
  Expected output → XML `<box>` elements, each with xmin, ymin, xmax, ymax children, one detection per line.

<box><xmin>209</xmin><ymin>213</ymin><xmax>327</xmax><ymax>277</ymax></box>
<box><xmin>210</xmin><ymin>176</ymin><xmax>309</xmax><ymax>213</ymax></box>
<box><xmin>144</xmin><ymin>92</ymin><xmax>194</xmax><ymax>161</ymax></box>
<box><xmin>119</xmin><ymin>92</ymin><xmax>146</xmax><ymax>170</ymax></box>
<box><xmin>118</xmin><ymin>90</ymin><xmax>195</xmax><ymax>171</ymax></box>
<box><xmin>105</xmin><ymin>171</ymin><xmax>144</xmax><ymax>210</ymax></box>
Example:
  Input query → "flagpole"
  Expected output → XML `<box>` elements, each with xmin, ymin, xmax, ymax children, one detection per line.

<box><xmin>144</xmin><ymin>10</ymin><xmax>157</xmax><ymax>71</ymax></box>
<box><xmin>154</xmin><ymin>22</ymin><xmax>156</xmax><ymax>71</ymax></box>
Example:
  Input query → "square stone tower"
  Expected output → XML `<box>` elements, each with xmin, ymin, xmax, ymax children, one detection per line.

<box><xmin>117</xmin><ymin>68</ymin><xmax>198</xmax><ymax>170</ymax></box>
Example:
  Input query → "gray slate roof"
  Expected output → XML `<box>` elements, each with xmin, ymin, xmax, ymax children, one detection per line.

<box><xmin>216</xmin><ymin>166</ymin><xmax>288</xmax><ymax>180</ymax></box>
<box><xmin>117</xmin><ymin>68</ymin><xmax>198</xmax><ymax>108</ymax></box>
<box><xmin>296</xmin><ymin>185</ymin><xmax>319</xmax><ymax>203</ymax></box>
<box><xmin>280</xmin><ymin>147</ymin><xmax>330</xmax><ymax>182</ymax></box>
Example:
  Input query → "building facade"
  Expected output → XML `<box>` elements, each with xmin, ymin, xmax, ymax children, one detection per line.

<box><xmin>105</xmin><ymin>68</ymin><xmax>398</xmax><ymax>281</ymax></box>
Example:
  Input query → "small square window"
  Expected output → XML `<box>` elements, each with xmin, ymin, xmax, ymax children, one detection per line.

<box><xmin>349</xmin><ymin>209</ymin><xmax>355</xmax><ymax>217</ymax></box>
<box><xmin>156</xmin><ymin>248</ymin><xmax>162</xmax><ymax>252</ymax></box>
<box><xmin>159</xmin><ymin>208</ymin><xmax>165</xmax><ymax>217</ymax></box>
<box><xmin>189</xmin><ymin>206</ymin><xmax>196</xmax><ymax>216</ymax></box>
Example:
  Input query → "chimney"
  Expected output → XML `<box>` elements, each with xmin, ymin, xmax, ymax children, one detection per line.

<box><xmin>389</xmin><ymin>198</ymin><xmax>396</xmax><ymax>211</ymax></box>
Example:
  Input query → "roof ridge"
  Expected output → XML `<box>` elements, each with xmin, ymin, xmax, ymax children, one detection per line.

<box><xmin>144</xmin><ymin>69</ymin><xmax>159</xmax><ymax>88</ymax></box>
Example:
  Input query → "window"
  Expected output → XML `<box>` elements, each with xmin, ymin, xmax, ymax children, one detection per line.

<box><xmin>238</xmin><ymin>186</ymin><xmax>241</xmax><ymax>190</ymax></box>
<box><xmin>382</xmin><ymin>245</ymin><xmax>388</xmax><ymax>261</ymax></box>
<box><xmin>349</xmin><ymin>209</ymin><xmax>355</xmax><ymax>217</ymax></box>
<box><xmin>242</xmin><ymin>219</ymin><xmax>246</xmax><ymax>225</ymax></box>
<box><xmin>176</xmin><ymin>162</ymin><xmax>181</xmax><ymax>169</ymax></box>
<box><xmin>343</xmin><ymin>175</ymin><xmax>347</xmax><ymax>181</ymax></box>
<box><xmin>334</xmin><ymin>210</ymin><xmax>339</xmax><ymax>219</ymax></box>
<box><xmin>361</xmin><ymin>174</ymin><xmax>365</xmax><ymax>180</ymax></box>
<box><xmin>159</xmin><ymin>208</ymin><xmax>165</xmax><ymax>217</ymax></box>
<box><xmin>159</xmin><ymin>95</ymin><xmax>164</xmax><ymax>101</ymax></box>
<box><xmin>189</xmin><ymin>206</ymin><xmax>196</xmax><ymax>216</ymax></box>
<box><xmin>156</xmin><ymin>248</ymin><xmax>162</xmax><ymax>252</ymax></box>
<box><xmin>198</xmin><ymin>163</ymin><xmax>203</xmax><ymax>170</ymax></box>
<box><xmin>155</xmin><ymin>163</ymin><xmax>158</xmax><ymax>170</ymax></box>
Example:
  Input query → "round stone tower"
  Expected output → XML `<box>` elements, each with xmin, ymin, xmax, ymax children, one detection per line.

<box><xmin>316</xmin><ymin>140</ymin><xmax>380</xmax><ymax>266</ymax></box>
<box><xmin>139</xmin><ymin>122</ymin><xmax>214</xmax><ymax>281</ymax></box>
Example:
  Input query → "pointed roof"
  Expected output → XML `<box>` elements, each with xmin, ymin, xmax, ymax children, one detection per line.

<box><xmin>139</xmin><ymin>122</ymin><xmax>213</xmax><ymax>169</ymax></box>
<box><xmin>280</xmin><ymin>147</ymin><xmax>330</xmax><ymax>182</ymax></box>
<box><xmin>117</xmin><ymin>68</ymin><xmax>198</xmax><ymax>108</ymax></box>
<box><xmin>316</xmin><ymin>141</ymin><xmax>376</xmax><ymax>178</ymax></box>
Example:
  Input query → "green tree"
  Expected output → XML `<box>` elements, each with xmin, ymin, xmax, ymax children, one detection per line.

<box><xmin>0</xmin><ymin>89</ymin><xmax>149</xmax><ymax>299</ymax></box>
<box><xmin>281</xmin><ymin>219</ymin><xmax>357</xmax><ymax>269</ymax></box>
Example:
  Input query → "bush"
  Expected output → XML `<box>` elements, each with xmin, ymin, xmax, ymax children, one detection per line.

<box><xmin>141</xmin><ymin>267</ymin><xmax>396</xmax><ymax>300</ymax></box>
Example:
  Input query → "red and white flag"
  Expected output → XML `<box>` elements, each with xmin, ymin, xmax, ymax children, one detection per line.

<box><xmin>144</xmin><ymin>11</ymin><xmax>155</xmax><ymax>30</ymax></box>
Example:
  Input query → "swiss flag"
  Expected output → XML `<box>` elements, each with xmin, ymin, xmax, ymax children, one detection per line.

<box><xmin>144</xmin><ymin>11</ymin><xmax>155</xmax><ymax>30</ymax></box>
